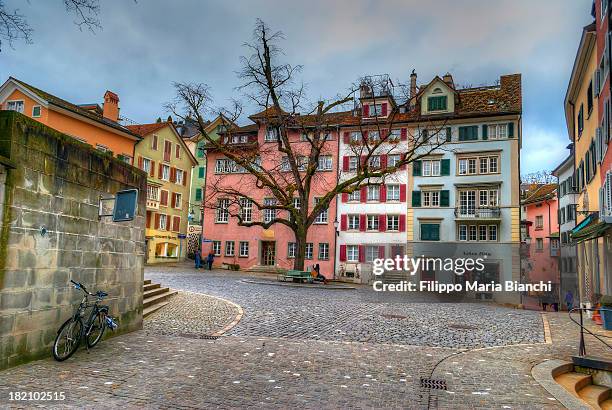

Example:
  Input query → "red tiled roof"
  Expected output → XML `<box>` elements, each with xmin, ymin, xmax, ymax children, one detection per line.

<box><xmin>126</xmin><ymin>122</ymin><xmax>171</xmax><ymax>136</ymax></box>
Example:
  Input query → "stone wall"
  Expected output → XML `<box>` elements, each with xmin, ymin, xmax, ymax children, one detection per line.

<box><xmin>0</xmin><ymin>111</ymin><xmax>146</xmax><ymax>369</ymax></box>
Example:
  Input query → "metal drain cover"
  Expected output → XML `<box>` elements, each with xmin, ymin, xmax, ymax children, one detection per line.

<box><xmin>420</xmin><ymin>378</ymin><xmax>447</xmax><ymax>390</ymax></box>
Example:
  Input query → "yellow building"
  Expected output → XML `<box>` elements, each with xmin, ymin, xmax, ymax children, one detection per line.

<box><xmin>129</xmin><ymin>120</ymin><xmax>198</xmax><ymax>263</ymax></box>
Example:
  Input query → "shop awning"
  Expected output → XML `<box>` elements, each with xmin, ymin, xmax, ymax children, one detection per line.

<box><xmin>571</xmin><ymin>218</ymin><xmax>610</xmax><ymax>243</ymax></box>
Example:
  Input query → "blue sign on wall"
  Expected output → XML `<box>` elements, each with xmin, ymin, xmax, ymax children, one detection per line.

<box><xmin>113</xmin><ymin>189</ymin><xmax>139</xmax><ymax>222</ymax></box>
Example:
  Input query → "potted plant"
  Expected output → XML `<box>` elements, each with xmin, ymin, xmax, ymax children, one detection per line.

<box><xmin>600</xmin><ymin>295</ymin><xmax>612</xmax><ymax>330</ymax></box>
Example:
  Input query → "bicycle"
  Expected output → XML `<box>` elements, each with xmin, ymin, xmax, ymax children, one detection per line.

<box><xmin>52</xmin><ymin>280</ymin><xmax>118</xmax><ymax>361</ymax></box>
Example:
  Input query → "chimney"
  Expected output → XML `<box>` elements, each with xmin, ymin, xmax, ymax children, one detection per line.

<box><xmin>102</xmin><ymin>91</ymin><xmax>119</xmax><ymax>122</ymax></box>
<box><xmin>409</xmin><ymin>70</ymin><xmax>417</xmax><ymax>99</ymax></box>
<box><xmin>442</xmin><ymin>72</ymin><xmax>454</xmax><ymax>88</ymax></box>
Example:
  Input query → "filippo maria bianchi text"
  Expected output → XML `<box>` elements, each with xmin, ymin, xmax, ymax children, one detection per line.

<box><xmin>372</xmin><ymin>280</ymin><xmax>553</xmax><ymax>293</ymax></box>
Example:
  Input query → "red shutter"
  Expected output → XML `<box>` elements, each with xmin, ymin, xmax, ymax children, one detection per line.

<box><xmin>152</xmin><ymin>135</ymin><xmax>158</xmax><ymax>150</ymax></box>
<box><xmin>378</xmin><ymin>245</ymin><xmax>385</xmax><ymax>259</ymax></box>
<box><xmin>166</xmin><ymin>214</ymin><xmax>171</xmax><ymax>231</ymax></box>
<box><xmin>150</xmin><ymin>161</ymin><xmax>155</xmax><ymax>177</ymax></box>
<box><xmin>399</xmin><ymin>215</ymin><xmax>406</xmax><ymax>232</ymax></box>
<box><xmin>160</xmin><ymin>190</ymin><xmax>168</xmax><ymax>206</ymax></box>
<box><xmin>170</xmin><ymin>167</ymin><xmax>176</xmax><ymax>183</ymax></box>
<box><xmin>361</xmin><ymin>131</ymin><xmax>368</xmax><ymax>143</ymax></box>
<box><xmin>171</xmin><ymin>193</ymin><xmax>176</xmax><ymax>208</ymax></box>
<box><xmin>343</xmin><ymin>132</ymin><xmax>350</xmax><ymax>144</ymax></box>
<box><xmin>339</xmin><ymin>245</ymin><xmax>347</xmax><ymax>262</ymax></box>
<box><xmin>158</xmin><ymin>163</ymin><xmax>163</xmax><ymax>179</ymax></box>
<box><xmin>173</xmin><ymin>216</ymin><xmax>180</xmax><ymax>232</ymax></box>
<box><xmin>343</xmin><ymin>156</ymin><xmax>349</xmax><ymax>171</ymax></box>
<box><xmin>154</xmin><ymin>213</ymin><xmax>160</xmax><ymax>229</ymax></box>
<box><xmin>400</xmin><ymin>153</ymin><xmax>407</xmax><ymax>170</ymax></box>
<box><xmin>358</xmin><ymin>245</ymin><xmax>365</xmax><ymax>263</ymax></box>
<box><xmin>400</xmin><ymin>185</ymin><xmax>406</xmax><ymax>202</ymax></box>
<box><xmin>183</xmin><ymin>170</ymin><xmax>187</xmax><ymax>186</ymax></box>
<box><xmin>176</xmin><ymin>145</ymin><xmax>180</xmax><ymax>159</ymax></box>
<box><xmin>138</xmin><ymin>156</ymin><xmax>143</xmax><ymax>169</ymax></box>
<box><xmin>363</xmin><ymin>104</ymin><xmax>370</xmax><ymax>117</ymax></box>
<box><xmin>342</xmin><ymin>193</ymin><xmax>348</xmax><ymax>203</ymax></box>
<box><xmin>146</xmin><ymin>211</ymin><xmax>151</xmax><ymax>228</ymax></box>
<box><xmin>381</xmin><ymin>103</ymin><xmax>388</xmax><ymax>116</ymax></box>
<box><xmin>380</xmin><ymin>154</ymin><xmax>388</xmax><ymax>169</ymax></box>
<box><xmin>359</xmin><ymin>214</ymin><xmax>366</xmax><ymax>231</ymax></box>
<box><xmin>380</xmin><ymin>184</ymin><xmax>387</xmax><ymax>203</ymax></box>
<box><xmin>400</xmin><ymin>128</ymin><xmax>407</xmax><ymax>141</ymax></box>
<box><xmin>360</xmin><ymin>155</ymin><xmax>367</xmax><ymax>168</ymax></box>
<box><xmin>341</xmin><ymin>214</ymin><xmax>347</xmax><ymax>231</ymax></box>
<box><xmin>379</xmin><ymin>214</ymin><xmax>386</xmax><ymax>232</ymax></box>
<box><xmin>381</xmin><ymin>129</ymin><xmax>388</xmax><ymax>141</ymax></box>
<box><xmin>360</xmin><ymin>186</ymin><xmax>367</xmax><ymax>203</ymax></box>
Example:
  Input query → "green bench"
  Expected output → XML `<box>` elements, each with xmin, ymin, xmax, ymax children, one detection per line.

<box><xmin>277</xmin><ymin>270</ymin><xmax>314</xmax><ymax>283</ymax></box>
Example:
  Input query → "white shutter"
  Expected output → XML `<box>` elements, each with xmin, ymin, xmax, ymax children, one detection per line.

<box><xmin>601</xmin><ymin>172</ymin><xmax>612</xmax><ymax>222</ymax></box>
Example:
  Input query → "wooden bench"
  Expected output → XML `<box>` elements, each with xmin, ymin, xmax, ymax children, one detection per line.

<box><xmin>277</xmin><ymin>270</ymin><xmax>314</xmax><ymax>283</ymax></box>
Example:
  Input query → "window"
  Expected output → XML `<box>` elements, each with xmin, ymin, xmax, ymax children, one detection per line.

<box><xmin>428</xmin><ymin>95</ymin><xmax>447</xmax><ymax>111</ymax></box>
<box><xmin>265</xmin><ymin>127</ymin><xmax>280</xmax><ymax>142</ymax></box>
<box><xmin>350</xmin><ymin>131</ymin><xmax>362</xmax><ymax>143</ymax></box>
<box><xmin>96</xmin><ymin>144</ymin><xmax>110</xmax><ymax>152</ymax></box>
<box><xmin>239</xmin><ymin>241</ymin><xmax>249</xmax><ymax>257</ymax></box>
<box><xmin>422</xmin><ymin>191</ymin><xmax>440</xmax><ymax>207</ymax></box>
<box><xmin>147</xmin><ymin>186</ymin><xmax>159</xmax><ymax>201</ymax></box>
<box><xmin>263</xmin><ymin>198</ymin><xmax>277</xmax><ymax>223</ymax></box>
<box><xmin>6</xmin><ymin>100</ymin><xmax>24</xmax><ymax>113</ymax></box>
<box><xmin>348</xmin><ymin>214</ymin><xmax>359</xmax><ymax>230</ymax></box>
<box><xmin>458</xmin><ymin>155</ymin><xmax>500</xmax><ymax>175</ymax></box>
<box><xmin>422</xmin><ymin>160</ymin><xmax>441</xmax><ymax>176</ymax></box>
<box><xmin>348</xmin><ymin>156</ymin><xmax>359</xmax><ymax>171</ymax></box>
<box><xmin>368</xmin><ymin>155</ymin><xmax>381</xmax><ymax>169</ymax></box>
<box><xmin>225</xmin><ymin>241</ymin><xmax>235</xmax><ymax>256</ymax></box>
<box><xmin>487</xmin><ymin>124</ymin><xmax>507</xmax><ymax>139</ymax></box>
<box><xmin>159</xmin><ymin>214</ymin><xmax>167</xmax><ymax>230</ymax></box>
<box><xmin>32</xmin><ymin>105</ymin><xmax>41</xmax><ymax>117</ymax></box>
<box><xmin>469</xmin><ymin>225</ymin><xmax>477</xmax><ymax>241</ymax></box>
<box><xmin>175</xmin><ymin>144</ymin><xmax>181</xmax><ymax>159</ymax></box>
<box><xmin>367</xmin><ymin>185</ymin><xmax>380</xmax><ymax>201</ymax></box>
<box><xmin>536</xmin><ymin>238</ymin><xmax>544</xmax><ymax>251</ymax></box>
<box><xmin>318</xmin><ymin>243</ymin><xmax>329</xmax><ymax>260</ymax></box>
<box><xmin>588</xmin><ymin>80</ymin><xmax>594</xmax><ymax>114</ymax></box>
<box><xmin>175</xmin><ymin>169</ymin><xmax>184</xmax><ymax>185</ymax></box>
<box><xmin>578</xmin><ymin>104</ymin><xmax>584</xmax><ymax>137</ymax></box>
<box><xmin>468</xmin><ymin>159</ymin><xmax>477</xmax><ymax>174</ymax></box>
<box><xmin>240</xmin><ymin>198</ymin><xmax>252</xmax><ymax>222</ymax></box>
<box><xmin>365</xmin><ymin>246</ymin><xmax>379</xmax><ymax>263</ymax></box>
<box><xmin>212</xmin><ymin>241</ymin><xmax>221</xmax><ymax>256</ymax></box>
<box><xmin>280</xmin><ymin>156</ymin><xmax>291</xmax><ymax>172</ymax></box>
<box><xmin>348</xmin><ymin>190</ymin><xmax>360</xmax><ymax>202</ymax></box>
<box><xmin>368</xmin><ymin>131</ymin><xmax>380</xmax><ymax>142</ymax></box>
<box><xmin>479</xmin><ymin>225</ymin><xmax>487</xmax><ymax>241</ymax></box>
<box><xmin>388</xmin><ymin>154</ymin><xmax>401</xmax><ymax>167</ymax></box>
<box><xmin>389</xmin><ymin>129</ymin><xmax>401</xmax><ymax>142</ymax></box>
<box><xmin>162</xmin><ymin>164</ymin><xmax>170</xmax><ymax>181</ymax></box>
<box><xmin>163</xmin><ymin>140</ymin><xmax>172</xmax><ymax>162</ymax></box>
<box><xmin>369</xmin><ymin>103</ymin><xmax>383</xmax><ymax>117</ymax></box>
<box><xmin>488</xmin><ymin>225</ymin><xmax>498</xmax><ymax>241</ymax></box>
<box><xmin>173</xmin><ymin>193</ymin><xmax>182</xmax><ymax>209</ymax></box>
<box><xmin>216</xmin><ymin>198</ymin><xmax>230</xmax><ymax>223</ymax></box>
<box><xmin>458</xmin><ymin>224</ymin><xmax>498</xmax><ymax>241</ymax></box>
<box><xmin>535</xmin><ymin>215</ymin><xmax>543</xmax><ymax>229</ymax></box>
<box><xmin>420</xmin><ymin>223</ymin><xmax>440</xmax><ymax>241</ymax></box>
<box><xmin>489</xmin><ymin>157</ymin><xmax>498</xmax><ymax>173</ymax></box>
<box><xmin>387</xmin><ymin>215</ymin><xmax>400</xmax><ymax>231</ymax></box>
<box><xmin>459</xmin><ymin>225</ymin><xmax>468</xmax><ymax>241</ymax></box>
<box><xmin>305</xmin><ymin>243</ymin><xmax>314</xmax><ymax>260</ymax></box>
<box><xmin>152</xmin><ymin>135</ymin><xmax>159</xmax><ymax>150</ymax></box>
<box><xmin>287</xmin><ymin>242</ymin><xmax>296</xmax><ymax>258</ymax></box>
<box><xmin>195</xmin><ymin>188</ymin><xmax>202</xmax><ymax>201</ymax></box>
<box><xmin>318</xmin><ymin>155</ymin><xmax>332</xmax><ymax>171</ymax></box>
<box><xmin>142</xmin><ymin>157</ymin><xmax>152</xmax><ymax>174</ymax></box>
<box><xmin>366</xmin><ymin>215</ymin><xmax>379</xmax><ymax>231</ymax></box>
<box><xmin>387</xmin><ymin>185</ymin><xmax>400</xmax><ymax>201</ymax></box>
<box><xmin>458</xmin><ymin>126</ymin><xmax>478</xmax><ymax>141</ymax></box>
<box><xmin>314</xmin><ymin>197</ymin><xmax>328</xmax><ymax>224</ymax></box>
<box><xmin>347</xmin><ymin>245</ymin><xmax>359</xmax><ymax>262</ymax></box>
<box><xmin>479</xmin><ymin>157</ymin><xmax>488</xmax><ymax>174</ymax></box>
<box><xmin>119</xmin><ymin>154</ymin><xmax>133</xmax><ymax>164</ymax></box>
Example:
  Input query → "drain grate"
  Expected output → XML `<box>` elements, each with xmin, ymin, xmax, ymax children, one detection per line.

<box><xmin>178</xmin><ymin>333</ymin><xmax>220</xmax><ymax>340</ymax></box>
<box><xmin>420</xmin><ymin>378</ymin><xmax>447</xmax><ymax>390</ymax></box>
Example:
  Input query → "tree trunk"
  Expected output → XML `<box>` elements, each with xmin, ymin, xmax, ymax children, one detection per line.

<box><xmin>293</xmin><ymin>226</ymin><xmax>307</xmax><ymax>270</ymax></box>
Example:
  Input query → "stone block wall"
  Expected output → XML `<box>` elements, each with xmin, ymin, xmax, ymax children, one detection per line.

<box><xmin>0</xmin><ymin>111</ymin><xmax>146</xmax><ymax>369</ymax></box>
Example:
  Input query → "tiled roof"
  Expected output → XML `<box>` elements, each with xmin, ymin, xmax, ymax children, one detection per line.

<box><xmin>126</xmin><ymin>122</ymin><xmax>172</xmax><ymax>136</ymax></box>
<box><xmin>521</xmin><ymin>183</ymin><xmax>557</xmax><ymax>205</ymax></box>
<box><xmin>9</xmin><ymin>77</ymin><xmax>140</xmax><ymax>139</ymax></box>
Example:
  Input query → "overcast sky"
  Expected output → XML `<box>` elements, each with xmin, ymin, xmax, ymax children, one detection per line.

<box><xmin>0</xmin><ymin>0</ymin><xmax>594</xmax><ymax>174</ymax></box>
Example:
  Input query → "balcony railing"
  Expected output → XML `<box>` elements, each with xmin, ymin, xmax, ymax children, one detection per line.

<box><xmin>146</xmin><ymin>198</ymin><xmax>160</xmax><ymax>210</ymax></box>
<box><xmin>454</xmin><ymin>206</ymin><xmax>501</xmax><ymax>219</ymax></box>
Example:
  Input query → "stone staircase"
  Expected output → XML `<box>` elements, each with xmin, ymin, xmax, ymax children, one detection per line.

<box><xmin>555</xmin><ymin>366</ymin><xmax>612</xmax><ymax>409</ymax></box>
<box><xmin>380</xmin><ymin>270</ymin><xmax>410</xmax><ymax>283</ymax></box>
<box><xmin>143</xmin><ymin>279</ymin><xmax>178</xmax><ymax>318</ymax></box>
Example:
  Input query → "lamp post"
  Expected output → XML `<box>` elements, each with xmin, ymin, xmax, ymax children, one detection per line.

<box><xmin>333</xmin><ymin>218</ymin><xmax>339</xmax><ymax>236</ymax></box>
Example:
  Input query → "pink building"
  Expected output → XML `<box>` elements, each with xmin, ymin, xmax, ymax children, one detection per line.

<box><xmin>201</xmin><ymin>112</ymin><xmax>339</xmax><ymax>277</ymax></box>
<box><xmin>521</xmin><ymin>184</ymin><xmax>560</xmax><ymax>306</ymax></box>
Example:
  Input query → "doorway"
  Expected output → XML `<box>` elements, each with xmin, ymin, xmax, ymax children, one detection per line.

<box><xmin>261</xmin><ymin>241</ymin><xmax>276</xmax><ymax>266</ymax></box>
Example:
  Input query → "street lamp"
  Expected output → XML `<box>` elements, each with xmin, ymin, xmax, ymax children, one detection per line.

<box><xmin>333</xmin><ymin>217</ymin><xmax>339</xmax><ymax>236</ymax></box>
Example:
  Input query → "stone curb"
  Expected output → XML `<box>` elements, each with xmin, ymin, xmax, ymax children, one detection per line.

<box><xmin>240</xmin><ymin>279</ymin><xmax>356</xmax><ymax>290</ymax></box>
<box><xmin>531</xmin><ymin>359</ymin><xmax>590</xmax><ymax>410</ymax></box>
<box><xmin>542</xmin><ymin>313</ymin><xmax>553</xmax><ymax>344</ymax></box>
<box><xmin>175</xmin><ymin>290</ymin><xmax>245</xmax><ymax>337</ymax></box>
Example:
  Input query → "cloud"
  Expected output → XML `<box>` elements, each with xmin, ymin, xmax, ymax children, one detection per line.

<box><xmin>521</xmin><ymin>122</ymin><xmax>570</xmax><ymax>174</ymax></box>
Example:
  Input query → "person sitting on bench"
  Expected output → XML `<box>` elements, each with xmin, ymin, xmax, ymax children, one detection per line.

<box><xmin>312</xmin><ymin>263</ymin><xmax>328</xmax><ymax>285</ymax></box>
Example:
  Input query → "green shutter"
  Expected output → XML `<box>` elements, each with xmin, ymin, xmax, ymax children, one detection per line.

<box><xmin>441</xmin><ymin>159</ymin><xmax>450</xmax><ymax>176</ymax></box>
<box><xmin>412</xmin><ymin>191</ymin><xmax>421</xmax><ymax>207</ymax></box>
<box><xmin>431</xmin><ymin>224</ymin><xmax>440</xmax><ymax>241</ymax></box>
<box><xmin>198</xmin><ymin>166</ymin><xmax>205</xmax><ymax>178</ymax></box>
<box><xmin>413</xmin><ymin>160</ymin><xmax>422</xmax><ymax>176</ymax></box>
<box><xmin>445</xmin><ymin>127</ymin><xmax>452</xmax><ymax>142</ymax></box>
<box><xmin>441</xmin><ymin>96</ymin><xmax>447</xmax><ymax>110</ymax></box>
<box><xmin>459</xmin><ymin>127</ymin><xmax>466</xmax><ymax>141</ymax></box>
<box><xmin>481</xmin><ymin>125</ymin><xmax>488</xmax><ymax>140</ymax></box>
<box><xmin>421</xmin><ymin>224</ymin><xmax>430</xmax><ymax>240</ymax></box>
<box><xmin>427</xmin><ymin>97</ymin><xmax>434</xmax><ymax>111</ymax></box>
<box><xmin>195</xmin><ymin>188</ymin><xmax>202</xmax><ymax>201</ymax></box>
<box><xmin>470</xmin><ymin>126</ymin><xmax>478</xmax><ymax>140</ymax></box>
<box><xmin>440</xmin><ymin>190</ymin><xmax>449</xmax><ymax>207</ymax></box>
<box><xmin>508</xmin><ymin>122</ymin><xmax>514</xmax><ymax>138</ymax></box>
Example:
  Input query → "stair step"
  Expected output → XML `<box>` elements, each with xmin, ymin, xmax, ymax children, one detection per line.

<box><xmin>144</xmin><ymin>279</ymin><xmax>151</xmax><ymax>285</ymax></box>
<box><xmin>143</xmin><ymin>301</ymin><xmax>169</xmax><ymax>318</ymax></box>
<box><xmin>555</xmin><ymin>372</ymin><xmax>593</xmax><ymax>396</ymax></box>
<box><xmin>144</xmin><ymin>287</ymin><xmax>170</xmax><ymax>299</ymax></box>
<box><xmin>144</xmin><ymin>283</ymin><xmax>161</xmax><ymax>292</ymax></box>
<box><xmin>602</xmin><ymin>398</ymin><xmax>612</xmax><ymax>410</ymax></box>
<box><xmin>579</xmin><ymin>384</ymin><xmax>611</xmax><ymax>409</ymax></box>
<box><xmin>143</xmin><ymin>290</ymin><xmax>177</xmax><ymax>309</ymax></box>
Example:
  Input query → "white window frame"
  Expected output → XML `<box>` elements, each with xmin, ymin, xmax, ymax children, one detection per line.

<box><xmin>212</xmin><ymin>241</ymin><xmax>221</xmax><ymax>256</ymax></box>
<box><xmin>347</xmin><ymin>214</ymin><xmax>359</xmax><ymax>230</ymax></box>
<box><xmin>348</xmin><ymin>156</ymin><xmax>359</xmax><ymax>171</ymax></box>
<box><xmin>175</xmin><ymin>169</ymin><xmax>184</xmax><ymax>185</ymax></box>
<box><xmin>216</xmin><ymin>198</ymin><xmax>230</xmax><ymax>223</ymax></box>
<box><xmin>366</xmin><ymin>214</ymin><xmax>379</xmax><ymax>231</ymax></box>
<box><xmin>263</xmin><ymin>198</ymin><xmax>277</xmax><ymax>223</ymax></box>
<box><xmin>386</xmin><ymin>184</ymin><xmax>400</xmax><ymax>201</ymax></box>
<box><xmin>367</xmin><ymin>185</ymin><xmax>380</xmax><ymax>201</ymax></box>
<box><xmin>265</xmin><ymin>127</ymin><xmax>280</xmax><ymax>142</ymax></box>
<box><xmin>162</xmin><ymin>164</ymin><xmax>170</xmax><ymax>181</ymax></box>
<box><xmin>174</xmin><ymin>193</ymin><xmax>182</xmax><ymax>210</ymax></box>
<box><xmin>239</xmin><ymin>241</ymin><xmax>249</xmax><ymax>257</ymax></box>
<box><xmin>159</xmin><ymin>214</ymin><xmax>167</xmax><ymax>230</ymax></box>
<box><xmin>314</xmin><ymin>197</ymin><xmax>328</xmax><ymax>224</ymax></box>
<box><xmin>225</xmin><ymin>241</ymin><xmax>235</xmax><ymax>256</ymax></box>
<box><xmin>422</xmin><ymin>190</ymin><xmax>440</xmax><ymax>208</ymax></box>
<box><xmin>305</xmin><ymin>243</ymin><xmax>314</xmax><ymax>260</ymax></box>
<box><xmin>240</xmin><ymin>198</ymin><xmax>252</xmax><ymax>222</ymax></box>
<box><xmin>318</xmin><ymin>243</ymin><xmax>329</xmax><ymax>260</ymax></box>
<box><xmin>6</xmin><ymin>100</ymin><xmax>24</xmax><ymax>113</ymax></box>
<box><xmin>32</xmin><ymin>105</ymin><xmax>41</xmax><ymax>118</ymax></box>
<box><xmin>318</xmin><ymin>155</ymin><xmax>333</xmax><ymax>171</ymax></box>
<box><xmin>287</xmin><ymin>242</ymin><xmax>296</xmax><ymax>258</ymax></box>
<box><xmin>346</xmin><ymin>245</ymin><xmax>359</xmax><ymax>262</ymax></box>
<box><xmin>386</xmin><ymin>215</ymin><xmax>400</xmax><ymax>231</ymax></box>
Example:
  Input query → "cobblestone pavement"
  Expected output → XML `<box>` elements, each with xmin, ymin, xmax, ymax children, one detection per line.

<box><xmin>1</xmin><ymin>265</ymin><xmax>607</xmax><ymax>409</ymax></box>
<box><xmin>144</xmin><ymin>291</ymin><xmax>240</xmax><ymax>338</ymax></box>
<box><xmin>145</xmin><ymin>266</ymin><xmax>544</xmax><ymax>348</ymax></box>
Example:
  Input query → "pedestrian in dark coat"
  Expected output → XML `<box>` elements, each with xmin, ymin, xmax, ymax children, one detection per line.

<box><xmin>206</xmin><ymin>251</ymin><xmax>214</xmax><ymax>270</ymax></box>
<box><xmin>194</xmin><ymin>249</ymin><xmax>202</xmax><ymax>269</ymax></box>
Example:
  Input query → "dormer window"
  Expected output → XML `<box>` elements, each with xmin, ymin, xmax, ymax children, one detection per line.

<box><xmin>265</xmin><ymin>127</ymin><xmax>280</xmax><ymax>142</ymax></box>
<box><xmin>363</xmin><ymin>102</ymin><xmax>388</xmax><ymax>117</ymax></box>
<box><xmin>427</xmin><ymin>95</ymin><xmax>447</xmax><ymax>111</ymax></box>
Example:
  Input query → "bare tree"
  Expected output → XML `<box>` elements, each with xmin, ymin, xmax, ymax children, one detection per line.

<box><xmin>521</xmin><ymin>170</ymin><xmax>557</xmax><ymax>184</ymax></box>
<box><xmin>168</xmin><ymin>19</ymin><xmax>450</xmax><ymax>270</ymax></box>
<box><xmin>0</xmin><ymin>0</ymin><xmax>120</xmax><ymax>51</ymax></box>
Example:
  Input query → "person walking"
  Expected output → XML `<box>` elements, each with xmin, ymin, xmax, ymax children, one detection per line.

<box><xmin>194</xmin><ymin>249</ymin><xmax>202</xmax><ymax>269</ymax></box>
<box><xmin>565</xmin><ymin>290</ymin><xmax>574</xmax><ymax>311</ymax></box>
<box><xmin>206</xmin><ymin>251</ymin><xmax>214</xmax><ymax>270</ymax></box>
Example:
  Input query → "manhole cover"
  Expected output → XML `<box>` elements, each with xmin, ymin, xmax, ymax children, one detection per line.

<box><xmin>381</xmin><ymin>314</ymin><xmax>407</xmax><ymax>320</ymax></box>
<box><xmin>420</xmin><ymin>378</ymin><xmax>447</xmax><ymax>390</ymax></box>
<box><xmin>448</xmin><ymin>323</ymin><xmax>478</xmax><ymax>330</ymax></box>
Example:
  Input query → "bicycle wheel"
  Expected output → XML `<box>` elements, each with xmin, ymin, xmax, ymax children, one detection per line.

<box><xmin>86</xmin><ymin>312</ymin><xmax>106</xmax><ymax>348</ymax></box>
<box><xmin>53</xmin><ymin>318</ymin><xmax>83</xmax><ymax>361</ymax></box>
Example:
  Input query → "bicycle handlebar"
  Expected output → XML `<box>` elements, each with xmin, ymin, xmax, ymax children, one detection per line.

<box><xmin>71</xmin><ymin>280</ymin><xmax>94</xmax><ymax>296</ymax></box>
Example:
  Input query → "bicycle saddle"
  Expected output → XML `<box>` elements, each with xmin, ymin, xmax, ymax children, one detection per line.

<box><xmin>96</xmin><ymin>290</ymin><xmax>108</xmax><ymax>297</ymax></box>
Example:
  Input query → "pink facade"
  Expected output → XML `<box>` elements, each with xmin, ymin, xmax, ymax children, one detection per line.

<box><xmin>202</xmin><ymin>123</ymin><xmax>338</xmax><ymax>277</ymax></box>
